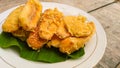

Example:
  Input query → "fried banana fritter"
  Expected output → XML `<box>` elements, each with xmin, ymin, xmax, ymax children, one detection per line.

<box><xmin>59</xmin><ymin>22</ymin><xmax>95</xmax><ymax>54</ymax></box>
<box><xmin>19</xmin><ymin>0</ymin><xmax>42</xmax><ymax>31</ymax></box>
<box><xmin>2</xmin><ymin>6</ymin><xmax>23</xmax><ymax>32</ymax></box>
<box><xmin>27</xmin><ymin>26</ymin><xmax>47</xmax><ymax>50</ymax></box>
<box><xmin>59</xmin><ymin>37</ymin><xmax>85</xmax><ymax>54</ymax></box>
<box><xmin>63</xmin><ymin>16</ymin><xmax>92</xmax><ymax>37</ymax></box>
<box><xmin>39</xmin><ymin>8</ymin><xmax>63</xmax><ymax>40</ymax></box>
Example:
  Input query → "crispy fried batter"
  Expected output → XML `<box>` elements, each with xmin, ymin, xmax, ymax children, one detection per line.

<box><xmin>47</xmin><ymin>35</ymin><xmax>62</xmax><ymax>48</ymax></box>
<box><xmin>2</xmin><ymin>6</ymin><xmax>23</xmax><ymax>32</ymax></box>
<box><xmin>56</xmin><ymin>21</ymin><xmax>70</xmax><ymax>39</ymax></box>
<box><xmin>19</xmin><ymin>0</ymin><xmax>42</xmax><ymax>31</ymax></box>
<box><xmin>39</xmin><ymin>8</ymin><xmax>63</xmax><ymax>40</ymax></box>
<box><xmin>63</xmin><ymin>16</ymin><xmax>92</xmax><ymax>37</ymax></box>
<box><xmin>59</xmin><ymin>37</ymin><xmax>84</xmax><ymax>54</ymax></box>
<box><xmin>47</xmin><ymin>21</ymin><xmax>95</xmax><ymax>54</ymax></box>
<box><xmin>59</xmin><ymin>22</ymin><xmax>95</xmax><ymax>54</ymax></box>
<box><xmin>27</xmin><ymin>26</ymin><xmax>47</xmax><ymax>50</ymax></box>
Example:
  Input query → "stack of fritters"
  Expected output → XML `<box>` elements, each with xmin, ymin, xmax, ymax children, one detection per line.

<box><xmin>2</xmin><ymin>0</ymin><xmax>95</xmax><ymax>54</ymax></box>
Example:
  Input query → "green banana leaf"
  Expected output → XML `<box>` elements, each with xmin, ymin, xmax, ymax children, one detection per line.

<box><xmin>0</xmin><ymin>32</ymin><xmax>85</xmax><ymax>63</ymax></box>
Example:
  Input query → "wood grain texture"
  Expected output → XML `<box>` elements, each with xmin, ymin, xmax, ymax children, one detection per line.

<box><xmin>0</xmin><ymin>0</ymin><xmax>120</xmax><ymax>68</ymax></box>
<box><xmin>90</xmin><ymin>2</ymin><xmax>120</xmax><ymax>68</ymax></box>
<box><xmin>41</xmin><ymin>0</ymin><xmax>114</xmax><ymax>11</ymax></box>
<box><xmin>0</xmin><ymin>0</ymin><xmax>114</xmax><ymax>13</ymax></box>
<box><xmin>0</xmin><ymin>0</ymin><xmax>26</xmax><ymax>13</ymax></box>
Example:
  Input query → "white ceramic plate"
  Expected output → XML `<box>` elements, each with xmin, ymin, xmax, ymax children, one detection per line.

<box><xmin>0</xmin><ymin>2</ymin><xmax>107</xmax><ymax>68</ymax></box>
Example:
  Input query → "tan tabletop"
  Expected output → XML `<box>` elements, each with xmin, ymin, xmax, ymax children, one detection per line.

<box><xmin>0</xmin><ymin>0</ymin><xmax>120</xmax><ymax>68</ymax></box>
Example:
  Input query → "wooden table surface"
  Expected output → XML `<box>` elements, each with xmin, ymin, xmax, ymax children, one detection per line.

<box><xmin>0</xmin><ymin>0</ymin><xmax>120</xmax><ymax>68</ymax></box>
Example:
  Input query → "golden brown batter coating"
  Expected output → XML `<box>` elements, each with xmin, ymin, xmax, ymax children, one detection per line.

<box><xmin>39</xmin><ymin>8</ymin><xmax>63</xmax><ymax>40</ymax></box>
<box><xmin>19</xmin><ymin>0</ymin><xmax>42</xmax><ymax>31</ymax></box>
<box><xmin>59</xmin><ymin>22</ymin><xmax>95</xmax><ymax>54</ymax></box>
<box><xmin>2</xmin><ymin>6</ymin><xmax>23</xmax><ymax>32</ymax></box>
<box><xmin>63</xmin><ymin>16</ymin><xmax>92</xmax><ymax>37</ymax></box>
<box><xmin>27</xmin><ymin>26</ymin><xmax>47</xmax><ymax>50</ymax></box>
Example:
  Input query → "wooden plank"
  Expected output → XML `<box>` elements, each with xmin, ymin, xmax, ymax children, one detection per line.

<box><xmin>117</xmin><ymin>63</ymin><xmax>120</xmax><ymax>68</ymax></box>
<box><xmin>89</xmin><ymin>2</ymin><xmax>120</xmax><ymax>68</ymax></box>
<box><xmin>45</xmin><ymin>0</ymin><xmax>114</xmax><ymax>11</ymax></box>
<box><xmin>0</xmin><ymin>0</ymin><xmax>114</xmax><ymax>13</ymax></box>
<box><xmin>0</xmin><ymin>0</ymin><xmax>26</xmax><ymax>13</ymax></box>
